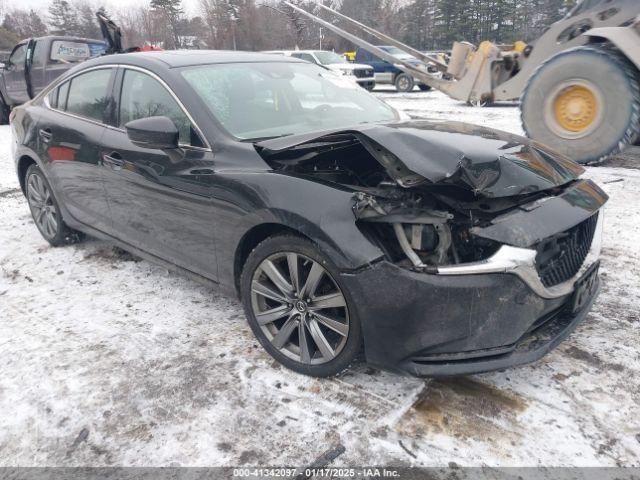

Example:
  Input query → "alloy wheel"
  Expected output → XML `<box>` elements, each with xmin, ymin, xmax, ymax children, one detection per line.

<box><xmin>397</xmin><ymin>76</ymin><xmax>410</xmax><ymax>91</ymax></box>
<box><xmin>250</xmin><ymin>252</ymin><xmax>350</xmax><ymax>365</ymax></box>
<box><xmin>27</xmin><ymin>172</ymin><xmax>59</xmax><ymax>240</ymax></box>
<box><xmin>545</xmin><ymin>79</ymin><xmax>604</xmax><ymax>139</ymax></box>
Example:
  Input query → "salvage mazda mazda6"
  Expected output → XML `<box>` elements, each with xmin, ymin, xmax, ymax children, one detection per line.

<box><xmin>10</xmin><ymin>51</ymin><xmax>607</xmax><ymax>377</ymax></box>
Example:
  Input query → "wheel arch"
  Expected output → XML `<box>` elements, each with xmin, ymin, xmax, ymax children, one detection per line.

<box><xmin>233</xmin><ymin>223</ymin><xmax>311</xmax><ymax>296</ymax></box>
<box><xmin>17</xmin><ymin>155</ymin><xmax>38</xmax><ymax>193</ymax></box>
<box><xmin>584</xmin><ymin>27</ymin><xmax>640</xmax><ymax>71</ymax></box>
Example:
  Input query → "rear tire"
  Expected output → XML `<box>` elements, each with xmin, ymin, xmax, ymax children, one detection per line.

<box><xmin>394</xmin><ymin>73</ymin><xmax>414</xmax><ymax>93</ymax></box>
<box><xmin>240</xmin><ymin>235</ymin><xmax>362</xmax><ymax>377</ymax></box>
<box><xmin>25</xmin><ymin>164</ymin><xmax>83</xmax><ymax>246</ymax></box>
<box><xmin>521</xmin><ymin>45</ymin><xmax>640</xmax><ymax>164</ymax></box>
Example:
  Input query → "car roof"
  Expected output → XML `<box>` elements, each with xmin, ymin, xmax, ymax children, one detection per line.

<box><xmin>14</xmin><ymin>36</ymin><xmax>105</xmax><ymax>46</ymax></box>
<box><xmin>263</xmin><ymin>50</ymin><xmax>341</xmax><ymax>55</ymax></box>
<box><xmin>289</xmin><ymin>50</ymin><xmax>332</xmax><ymax>54</ymax></box>
<box><xmin>87</xmin><ymin>49</ymin><xmax>306</xmax><ymax>69</ymax></box>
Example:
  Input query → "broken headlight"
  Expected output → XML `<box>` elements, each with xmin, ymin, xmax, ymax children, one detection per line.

<box><xmin>354</xmin><ymin>192</ymin><xmax>500</xmax><ymax>271</ymax></box>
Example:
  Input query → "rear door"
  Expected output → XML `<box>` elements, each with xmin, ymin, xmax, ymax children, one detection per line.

<box><xmin>99</xmin><ymin>67</ymin><xmax>218</xmax><ymax>279</ymax></box>
<box><xmin>4</xmin><ymin>42</ymin><xmax>30</xmax><ymax>105</ymax></box>
<box><xmin>36</xmin><ymin>67</ymin><xmax>115</xmax><ymax>231</ymax></box>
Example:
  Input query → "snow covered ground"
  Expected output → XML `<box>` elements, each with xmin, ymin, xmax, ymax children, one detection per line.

<box><xmin>0</xmin><ymin>89</ymin><xmax>639</xmax><ymax>468</ymax></box>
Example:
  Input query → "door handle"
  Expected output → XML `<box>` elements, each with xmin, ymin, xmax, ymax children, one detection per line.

<box><xmin>102</xmin><ymin>151</ymin><xmax>124</xmax><ymax>170</ymax></box>
<box><xmin>39</xmin><ymin>128</ymin><xmax>52</xmax><ymax>143</ymax></box>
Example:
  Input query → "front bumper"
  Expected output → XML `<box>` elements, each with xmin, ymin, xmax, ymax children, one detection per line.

<box><xmin>341</xmin><ymin>212</ymin><xmax>603</xmax><ymax>377</ymax></box>
<box><xmin>341</xmin><ymin>261</ymin><xmax>599</xmax><ymax>377</ymax></box>
<box><xmin>404</xmin><ymin>279</ymin><xmax>599</xmax><ymax>376</ymax></box>
<box><xmin>355</xmin><ymin>78</ymin><xmax>375</xmax><ymax>89</ymax></box>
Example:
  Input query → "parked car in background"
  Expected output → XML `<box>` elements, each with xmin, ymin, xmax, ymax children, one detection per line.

<box><xmin>355</xmin><ymin>45</ymin><xmax>436</xmax><ymax>92</ymax></box>
<box><xmin>264</xmin><ymin>50</ymin><xmax>375</xmax><ymax>90</ymax></box>
<box><xmin>0</xmin><ymin>36</ymin><xmax>106</xmax><ymax>123</ymax></box>
<box><xmin>12</xmin><ymin>51</ymin><xmax>606</xmax><ymax>378</ymax></box>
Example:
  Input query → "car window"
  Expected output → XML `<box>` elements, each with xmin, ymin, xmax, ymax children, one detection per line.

<box><xmin>291</xmin><ymin>53</ymin><xmax>317</xmax><ymax>64</ymax></box>
<box><xmin>50</xmin><ymin>41</ymin><xmax>106</xmax><ymax>64</ymax></box>
<box><xmin>32</xmin><ymin>41</ymin><xmax>47</xmax><ymax>68</ymax></box>
<box><xmin>65</xmin><ymin>69</ymin><xmax>112</xmax><ymax>122</ymax></box>
<box><xmin>181</xmin><ymin>62</ymin><xmax>397</xmax><ymax>140</ymax></box>
<box><xmin>357</xmin><ymin>50</ymin><xmax>374</xmax><ymax>62</ymax></box>
<box><xmin>9</xmin><ymin>44</ymin><xmax>27</xmax><ymax>70</ymax></box>
<box><xmin>313</xmin><ymin>51</ymin><xmax>345</xmax><ymax>65</ymax></box>
<box><xmin>56</xmin><ymin>81</ymin><xmax>70</xmax><ymax>110</ymax></box>
<box><xmin>119</xmin><ymin>69</ymin><xmax>200</xmax><ymax>147</ymax></box>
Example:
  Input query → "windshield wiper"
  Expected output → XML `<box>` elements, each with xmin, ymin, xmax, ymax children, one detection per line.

<box><xmin>243</xmin><ymin>133</ymin><xmax>294</xmax><ymax>143</ymax></box>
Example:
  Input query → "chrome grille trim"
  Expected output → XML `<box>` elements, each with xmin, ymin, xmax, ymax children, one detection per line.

<box><xmin>436</xmin><ymin>212</ymin><xmax>603</xmax><ymax>299</ymax></box>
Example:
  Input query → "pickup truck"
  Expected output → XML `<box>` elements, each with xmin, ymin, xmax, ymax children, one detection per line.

<box><xmin>0</xmin><ymin>36</ymin><xmax>107</xmax><ymax>123</ymax></box>
<box><xmin>354</xmin><ymin>46</ymin><xmax>437</xmax><ymax>93</ymax></box>
<box><xmin>264</xmin><ymin>50</ymin><xmax>376</xmax><ymax>90</ymax></box>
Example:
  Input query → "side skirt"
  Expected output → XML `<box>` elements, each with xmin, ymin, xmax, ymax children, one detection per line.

<box><xmin>66</xmin><ymin>217</ymin><xmax>237</xmax><ymax>299</ymax></box>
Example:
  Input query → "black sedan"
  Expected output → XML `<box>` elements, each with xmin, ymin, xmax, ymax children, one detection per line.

<box><xmin>10</xmin><ymin>51</ymin><xmax>607</xmax><ymax>377</ymax></box>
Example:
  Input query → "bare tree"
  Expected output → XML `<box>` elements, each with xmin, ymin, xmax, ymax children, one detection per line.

<box><xmin>2</xmin><ymin>8</ymin><xmax>48</xmax><ymax>39</ymax></box>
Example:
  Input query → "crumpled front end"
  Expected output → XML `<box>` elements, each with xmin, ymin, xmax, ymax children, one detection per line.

<box><xmin>255</xmin><ymin>119</ymin><xmax>608</xmax><ymax>375</ymax></box>
<box><xmin>346</xmin><ymin>179</ymin><xmax>605</xmax><ymax>375</ymax></box>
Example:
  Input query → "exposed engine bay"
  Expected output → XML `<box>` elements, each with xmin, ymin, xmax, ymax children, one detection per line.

<box><xmin>256</xmin><ymin>121</ymin><xmax>606</xmax><ymax>273</ymax></box>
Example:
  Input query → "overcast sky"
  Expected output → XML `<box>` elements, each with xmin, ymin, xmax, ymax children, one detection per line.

<box><xmin>3</xmin><ymin>0</ymin><xmax>204</xmax><ymax>17</ymax></box>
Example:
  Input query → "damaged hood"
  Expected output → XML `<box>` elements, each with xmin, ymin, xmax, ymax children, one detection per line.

<box><xmin>256</xmin><ymin>120</ymin><xmax>585</xmax><ymax>198</ymax></box>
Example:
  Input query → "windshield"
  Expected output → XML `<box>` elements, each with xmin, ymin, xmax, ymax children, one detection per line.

<box><xmin>380</xmin><ymin>46</ymin><xmax>415</xmax><ymax>61</ymax></box>
<box><xmin>180</xmin><ymin>62</ymin><xmax>398</xmax><ymax>141</ymax></box>
<box><xmin>313</xmin><ymin>51</ymin><xmax>346</xmax><ymax>65</ymax></box>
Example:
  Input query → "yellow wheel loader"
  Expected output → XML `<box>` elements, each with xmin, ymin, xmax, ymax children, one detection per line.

<box><xmin>284</xmin><ymin>0</ymin><xmax>640</xmax><ymax>164</ymax></box>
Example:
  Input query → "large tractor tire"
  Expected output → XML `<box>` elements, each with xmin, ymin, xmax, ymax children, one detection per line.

<box><xmin>521</xmin><ymin>45</ymin><xmax>640</xmax><ymax>164</ymax></box>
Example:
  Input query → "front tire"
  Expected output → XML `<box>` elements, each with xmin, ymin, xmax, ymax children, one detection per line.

<box><xmin>240</xmin><ymin>235</ymin><xmax>362</xmax><ymax>377</ymax></box>
<box><xmin>25</xmin><ymin>164</ymin><xmax>83</xmax><ymax>246</ymax></box>
<box><xmin>521</xmin><ymin>45</ymin><xmax>640</xmax><ymax>164</ymax></box>
<box><xmin>394</xmin><ymin>73</ymin><xmax>414</xmax><ymax>93</ymax></box>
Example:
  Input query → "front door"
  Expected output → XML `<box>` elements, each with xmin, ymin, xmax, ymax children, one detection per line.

<box><xmin>99</xmin><ymin>67</ymin><xmax>218</xmax><ymax>279</ymax></box>
<box><xmin>4</xmin><ymin>43</ymin><xmax>30</xmax><ymax>105</ymax></box>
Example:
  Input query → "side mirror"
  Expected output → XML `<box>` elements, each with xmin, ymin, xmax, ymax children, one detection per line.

<box><xmin>124</xmin><ymin>116</ymin><xmax>179</xmax><ymax>150</ymax></box>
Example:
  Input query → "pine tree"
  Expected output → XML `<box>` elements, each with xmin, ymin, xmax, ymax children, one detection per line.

<box><xmin>150</xmin><ymin>0</ymin><xmax>184</xmax><ymax>48</ymax></box>
<box><xmin>49</xmin><ymin>0</ymin><xmax>79</xmax><ymax>35</ymax></box>
<box><xmin>28</xmin><ymin>9</ymin><xmax>48</xmax><ymax>37</ymax></box>
<box><xmin>76</xmin><ymin>3</ymin><xmax>101</xmax><ymax>39</ymax></box>
<box><xmin>400</xmin><ymin>0</ymin><xmax>435</xmax><ymax>50</ymax></box>
<box><xmin>2</xmin><ymin>9</ymin><xmax>48</xmax><ymax>39</ymax></box>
